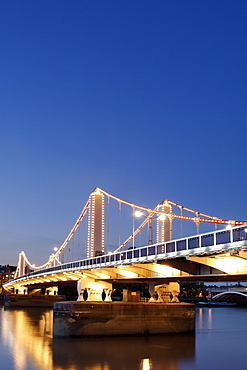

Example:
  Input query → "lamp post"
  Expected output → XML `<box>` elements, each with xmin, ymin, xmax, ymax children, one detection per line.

<box><xmin>132</xmin><ymin>208</ymin><xmax>135</xmax><ymax>248</ymax></box>
<box><xmin>53</xmin><ymin>247</ymin><xmax>59</xmax><ymax>263</ymax></box>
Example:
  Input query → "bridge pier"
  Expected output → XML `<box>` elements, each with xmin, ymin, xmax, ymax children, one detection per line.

<box><xmin>4</xmin><ymin>284</ymin><xmax>62</xmax><ymax>307</ymax></box>
<box><xmin>155</xmin><ymin>282</ymin><xmax>180</xmax><ymax>303</ymax></box>
<box><xmin>53</xmin><ymin>301</ymin><xmax>195</xmax><ymax>337</ymax></box>
<box><xmin>77</xmin><ymin>276</ymin><xmax>112</xmax><ymax>302</ymax></box>
<box><xmin>148</xmin><ymin>282</ymin><xmax>180</xmax><ymax>302</ymax></box>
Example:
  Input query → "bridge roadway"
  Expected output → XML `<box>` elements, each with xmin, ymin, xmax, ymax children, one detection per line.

<box><xmin>4</xmin><ymin>224</ymin><xmax>247</xmax><ymax>293</ymax></box>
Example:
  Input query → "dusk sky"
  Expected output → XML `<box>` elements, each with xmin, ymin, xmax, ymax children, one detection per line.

<box><xmin>1</xmin><ymin>1</ymin><xmax>247</xmax><ymax>266</ymax></box>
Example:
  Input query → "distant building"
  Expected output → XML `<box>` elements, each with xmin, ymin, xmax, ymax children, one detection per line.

<box><xmin>0</xmin><ymin>265</ymin><xmax>16</xmax><ymax>294</ymax></box>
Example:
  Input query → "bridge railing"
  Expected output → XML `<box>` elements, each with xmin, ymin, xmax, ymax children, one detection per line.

<box><xmin>6</xmin><ymin>224</ymin><xmax>247</xmax><ymax>284</ymax></box>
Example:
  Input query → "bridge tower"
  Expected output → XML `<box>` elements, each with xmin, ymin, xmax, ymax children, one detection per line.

<box><xmin>156</xmin><ymin>199</ymin><xmax>172</xmax><ymax>243</ymax></box>
<box><xmin>87</xmin><ymin>188</ymin><xmax>105</xmax><ymax>258</ymax></box>
<box><xmin>17</xmin><ymin>251</ymin><xmax>26</xmax><ymax>277</ymax></box>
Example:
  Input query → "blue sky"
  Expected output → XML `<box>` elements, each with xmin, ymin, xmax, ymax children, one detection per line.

<box><xmin>1</xmin><ymin>1</ymin><xmax>247</xmax><ymax>265</ymax></box>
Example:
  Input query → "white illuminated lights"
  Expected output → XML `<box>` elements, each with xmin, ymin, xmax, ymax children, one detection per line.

<box><xmin>134</xmin><ymin>210</ymin><xmax>143</xmax><ymax>218</ymax></box>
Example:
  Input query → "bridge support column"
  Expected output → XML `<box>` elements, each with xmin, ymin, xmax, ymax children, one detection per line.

<box><xmin>45</xmin><ymin>286</ymin><xmax>58</xmax><ymax>295</ymax></box>
<box><xmin>153</xmin><ymin>282</ymin><xmax>180</xmax><ymax>303</ymax></box>
<box><xmin>77</xmin><ymin>276</ymin><xmax>112</xmax><ymax>302</ymax></box>
<box><xmin>148</xmin><ymin>281</ymin><xmax>155</xmax><ymax>298</ymax></box>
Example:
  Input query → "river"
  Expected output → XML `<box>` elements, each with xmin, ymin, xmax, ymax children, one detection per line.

<box><xmin>0</xmin><ymin>304</ymin><xmax>247</xmax><ymax>370</ymax></box>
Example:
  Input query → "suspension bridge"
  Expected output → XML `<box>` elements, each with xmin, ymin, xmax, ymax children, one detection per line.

<box><xmin>3</xmin><ymin>187</ymin><xmax>247</xmax><ymax>301</ymax></box>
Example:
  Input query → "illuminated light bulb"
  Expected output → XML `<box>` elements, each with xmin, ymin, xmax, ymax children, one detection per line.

<box><xmin>135</xmin><ymin>210</ymin><xmax>143</xmax><ymax>218</ymax></box>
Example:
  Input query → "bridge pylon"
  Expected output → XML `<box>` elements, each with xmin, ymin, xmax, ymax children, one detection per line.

<box><xmin>87</xmin><ymin>188</ymin><xmax>105</xmax><ymax>258</ymax></box>
<box><xmin>17</xmin><ymin>252</ymin><xmax>26</xmax><ymax>277</ymax></box>
<box><xmin>156</xmin><ymin>199</ymin><xmax>172</xmax><ymax>244</ymax></box>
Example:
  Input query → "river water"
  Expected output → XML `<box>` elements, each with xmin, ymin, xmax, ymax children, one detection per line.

<box><xmin>1</xmin><ymin>305</ymin><xmax>247</xmax><ymax>370</ymax></box>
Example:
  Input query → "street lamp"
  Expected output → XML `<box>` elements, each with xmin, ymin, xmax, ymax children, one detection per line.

<box><xmin>134</xmin><ymin>210</ymin><xmax>143</xmax><ymax>218</ymax></box>
<box><xmin>134</xmin><ymin>210</ymin><xmax>167</xmax><ymax>245</ymax></box>
<box><xmin>134</xmin><ymin>210</ymin><xmax>166</xmax><ymax>221</ymax></box>
<box><xmin>53</xmin><ymin>247</ymin><xmax>60</xmax><ymax>264</ymax></box>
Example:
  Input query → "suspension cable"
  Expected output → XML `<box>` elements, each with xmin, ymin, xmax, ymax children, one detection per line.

<box><xmin>118</xmin><ymin>201</ymin><xmax>121</xmax><ymax>248</ymax></box>
<box><xmin>17</xmin><ymin>187</ymin><xmax>247</xmax><ymax>273</ymax></box>
<box><xmin>98</xmin><ymin>188</ymin><xmax>246</xmax><ymax>226</ymax></box>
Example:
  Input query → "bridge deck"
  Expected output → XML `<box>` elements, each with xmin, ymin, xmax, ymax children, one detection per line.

<box><xmin>4</xmin><ymin>224</ymin><xmax>247</xmax><ymax>288</ymax></box>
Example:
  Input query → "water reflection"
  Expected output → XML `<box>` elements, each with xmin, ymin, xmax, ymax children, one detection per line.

<box><xmin>53</xmin><ymin>333</ymin><xmax>195</xmax><ymax>370</ymax></box>
<box><xmin>0</xmin><ymin>306</ymin><xmax>195</xmax><ymax>370</ymax></box>
<box><xmin>1</xmin><ymin>308</ymin><xmax>53</xmax><ymax>370</ymax></box>
<box><xmin>198</xmin><ymin>308</ymin><xmax>213</xmax><ymax>331</ymax></box>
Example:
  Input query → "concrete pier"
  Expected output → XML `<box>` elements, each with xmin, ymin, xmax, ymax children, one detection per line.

<box><xmin>53</xmin><ymin>301</ymin><xmax>195</xmax><ymax>337</ymax></box>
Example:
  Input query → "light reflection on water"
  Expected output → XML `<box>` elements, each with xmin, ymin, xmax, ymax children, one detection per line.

<box><xmin>1</xmin><ymin>305</ymin><xmax>247</xmax><ymax>370</ymax></box>
<box><xmin>0</xmin><ymin>305</ymin><xmax>194</xmax><ymax>370</ymax></box>
<box><xmin>1</xmin><ymin>308</ymin><xmax>53</xmax><ymax>370</ymax></box>
<box><xmin>198</xmin><ymin>308</ymin><xmax>213</xmax><ymax>331</ymax></box>
<box><xmin>52</xmin><ymin>332</ymin><xmax>194</xmax><ymax>370</ymax></box>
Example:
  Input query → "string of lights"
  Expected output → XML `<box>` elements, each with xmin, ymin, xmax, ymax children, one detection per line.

<box><xmin>15</xmin><ymin>187</ymin><xmax>247</xmax><ymax>274</ymax></box>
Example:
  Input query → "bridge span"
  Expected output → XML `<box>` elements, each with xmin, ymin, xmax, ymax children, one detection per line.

<box><xmin>3</xmin><ymin>188</ymin><xmax>247</xmax><ymax>301</ymax></box>
<box><xmin>4</xmin><ymin>224</ymin><xmax>247</xmax><ymax>300</ymax></box>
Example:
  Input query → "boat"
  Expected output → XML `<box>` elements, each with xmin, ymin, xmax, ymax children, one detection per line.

<box><xmin>196</xmin><ymin>301</ymin><xmax>237</xmax><ymax>307</ymax></box>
